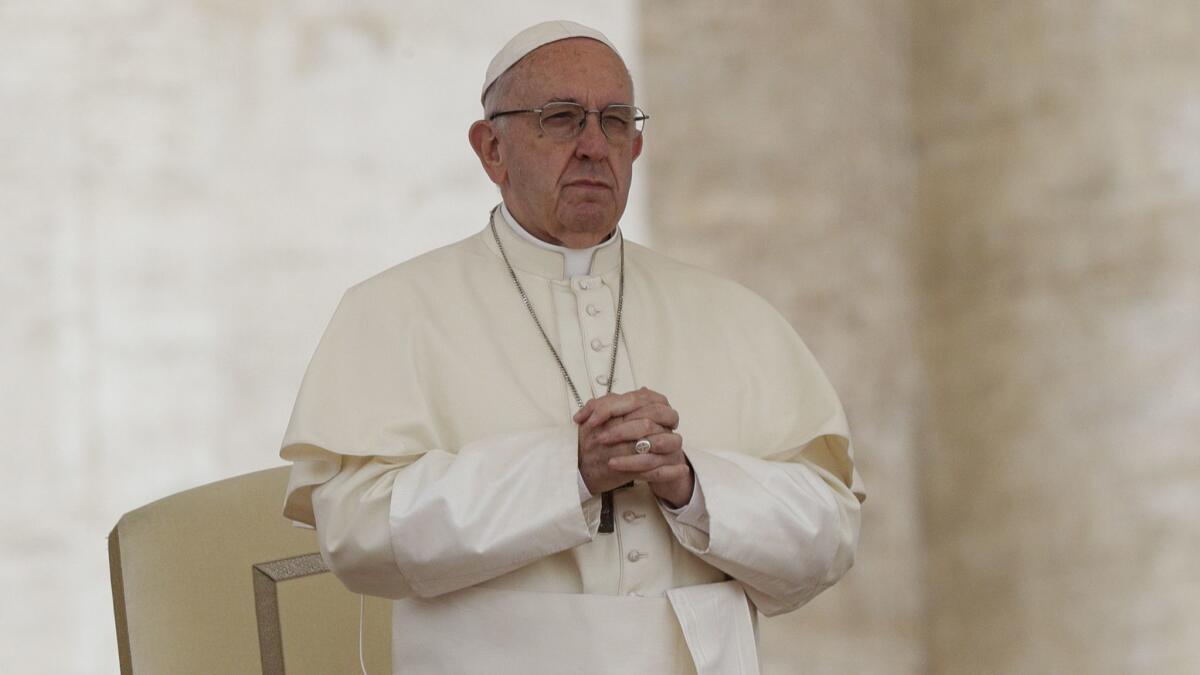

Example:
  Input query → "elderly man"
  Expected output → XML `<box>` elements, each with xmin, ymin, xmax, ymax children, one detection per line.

<box><xmin>280</xmin><ymin>20</ymin><xmax>864</xmax><ymax>675</ymax></box>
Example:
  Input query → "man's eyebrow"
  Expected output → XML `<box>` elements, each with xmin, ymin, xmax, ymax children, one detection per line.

<box><xmin>544</xmin><ymin>96</ymin><xmax>634</xmax><ymax>107</ymax></box>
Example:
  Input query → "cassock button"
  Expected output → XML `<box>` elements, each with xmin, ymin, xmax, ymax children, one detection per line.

<box><xmin>596</xmin><ymin>374</ymin><xmax>610</xmax><ymax>386</ymax></box>
<box><xmin>579</xmin><ymin>280</ymin><xmax>590</xmax><ymax>290</ymax></box>
<box><xmin>586</xmin><ymin>304</ymin><xmax>600</xmax><ymax>316</ymax></box>
<box><xmin>626</xmin><ymin>550</ymin><xmax>648</xmax><ymax>563</ymax></box>
<box><xmin>622</xmin><ymin>510</ymin><xmax>644</xmax><ymax>523</ymax></box>
<box><xmin>591</xmin><ymin>338</ymin><xmax>606</xmax><ymax>352</ymax></box>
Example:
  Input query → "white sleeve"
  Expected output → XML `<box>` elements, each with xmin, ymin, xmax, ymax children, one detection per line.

<box><xmin>657</xmin><ymin>440</ymin><xmax>861</xmax><ymax>617</ymax></box>
<box><xmin>576</xmin><ymin>469</ymin><xmax>594</xmax><ymax>503</ymax></box>
<box><xmin>658</xmin><ymin>476</ymin><xmax>710</xmax><ymax>533</ymax></box>
<box><xmin>311</xmin><ymin>426</ymin><xmax>602</xmax><ymax>600</ymax></box>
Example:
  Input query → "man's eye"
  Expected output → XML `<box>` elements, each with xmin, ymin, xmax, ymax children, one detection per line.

<box><xmin>543</xmin><ymin>112</ymin><xmax>578</xmax><ymax>124</ymax></box>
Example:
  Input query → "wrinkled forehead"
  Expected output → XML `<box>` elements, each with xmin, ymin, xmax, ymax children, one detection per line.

<box><xmin>508</xmin><ymin>39</ymin><xmax>632</xmax><ymax>100</ymax></box>
<box><xmin>517</xmin><ymin>36</ymin><xmax>626</xmax><ymax>69</ymax></box>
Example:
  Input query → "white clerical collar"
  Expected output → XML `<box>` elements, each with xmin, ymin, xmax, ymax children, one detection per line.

<box><xmin>501</xmin><ymin>203</ymin><xmax>618</xmax><ymax>279</ymax></box>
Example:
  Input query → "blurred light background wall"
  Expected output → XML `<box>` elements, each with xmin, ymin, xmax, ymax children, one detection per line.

<box><xmin>3</xmin><ymin>1</ymin><xmax>1198</xmax><ymax>673</ymax></box>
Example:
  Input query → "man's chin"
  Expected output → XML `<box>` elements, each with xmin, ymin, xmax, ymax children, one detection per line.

<box><xmin>558</xmin><ymin>204</ymin><xmax>619</xmax><ymax>236</ymax></box>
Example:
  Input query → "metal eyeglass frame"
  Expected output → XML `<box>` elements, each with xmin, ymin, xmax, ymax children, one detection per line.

<box><xmin>488</xmin><ymin>102</ymin><xmax>649</xmax><ymax>142</ymax></box>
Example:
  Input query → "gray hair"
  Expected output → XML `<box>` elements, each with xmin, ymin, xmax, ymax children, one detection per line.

<box><xmin>482</xmin><ymin>67</ymin><xmax>517</xmax><ymax>120</ymax></box>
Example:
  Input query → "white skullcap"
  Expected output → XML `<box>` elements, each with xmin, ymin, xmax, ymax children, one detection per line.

<box><xmin>481</xmin><ymin>20</ymin><xmax>621</xmax><ymax>105</ymax></box>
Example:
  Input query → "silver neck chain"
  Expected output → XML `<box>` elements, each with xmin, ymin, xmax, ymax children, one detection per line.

<box><xmin>489</xmin><ymin>208</ymin><xmax>624</xmax><ymax>409</ymax></box>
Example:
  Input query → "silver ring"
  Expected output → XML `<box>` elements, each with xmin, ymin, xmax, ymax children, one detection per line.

<box><xmin>634</xmin><ymin>439</ymin><xmax>651</xmax><ymax>454</ymax></box>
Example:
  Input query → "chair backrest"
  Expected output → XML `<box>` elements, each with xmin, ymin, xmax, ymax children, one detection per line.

<box><xmin>108</xmin><ymin>466</ymin><xmax>390</xmax><ymax>674</ymax></box>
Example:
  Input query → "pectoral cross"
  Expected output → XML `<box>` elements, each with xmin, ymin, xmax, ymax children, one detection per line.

<box><xmin>598</xmin><ymin>481</ymin><xmax>636</xmax><ymax>533</ymax></box>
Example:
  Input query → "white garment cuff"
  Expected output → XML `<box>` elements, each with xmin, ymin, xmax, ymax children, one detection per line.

<box><xmin>580</xmin><ymin>470</ymin><xmax>709</xmax><ymax>534</ymax></box>
<box><xmin>660</xmin><ymin>477</ymin><xmax>708</xmax><ymax>532</ymax></box>
<box><xmin>576</xmin><ymin>469</ymin><xmax>594</xmax><ymax>503</ymax></box>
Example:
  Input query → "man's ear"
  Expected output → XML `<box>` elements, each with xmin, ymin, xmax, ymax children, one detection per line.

<box><xmin>469</xmin><ymin>120</ymin><xmax>506</xmax><ymax>185</ymax></box>
<box><xmin>631</xmin><ymin>131</ymin><xmax>643</xmax><ymax>162</ymax></box>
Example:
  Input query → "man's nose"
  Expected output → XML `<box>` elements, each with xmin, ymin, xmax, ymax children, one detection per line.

<box><xmin>574</xmin><ymin>112</ymin><xmax>610</xmax><ymax>160</ymax></box>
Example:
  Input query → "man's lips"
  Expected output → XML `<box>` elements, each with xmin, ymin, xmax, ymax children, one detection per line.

<box><xmin>565</xmin><ymin>179</ymin><xmax>612</xmax><ymax>189</ymax></box>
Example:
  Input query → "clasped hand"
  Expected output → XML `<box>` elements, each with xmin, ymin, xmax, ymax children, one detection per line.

<box><xmin>574</xmin><ymin>387</ymin><xmax>694</xmax><ymax>508</ymax></box>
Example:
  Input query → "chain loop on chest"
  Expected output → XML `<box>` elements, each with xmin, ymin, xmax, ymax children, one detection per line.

<box><xmin>489</xmin><ymin>208</ymin><xmax>624</xmax><ymax>409</ymax></box>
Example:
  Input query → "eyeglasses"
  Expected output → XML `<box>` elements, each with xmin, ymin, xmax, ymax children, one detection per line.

<box><xmin>488</xmin><ymin>102</ymin><xmax>649</xmax><ymax>142</ymax></box>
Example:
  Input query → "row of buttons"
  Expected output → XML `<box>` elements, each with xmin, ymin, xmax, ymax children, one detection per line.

<box><xmin>621</xmin><ymin>500</ymin><xmax>649</xmax><ymax>597</ymax></box>
<box><xmin>577</xmin><ymin>276</ymin><xmax>613</xmax><ymax>398</ymax></box>
<box><xmin>583</xmin><ymin>287</ymin><xmax>609</xmax><ymax>388</ymax></box>
<box><xmin>625</xmin><ymin>510</ymin><xmax>649</xmax><ymax>567</ymax></box>
<box><xmin>573</xmin><ymin>281</ymin><xmax>652</xmax><ymax>596</ymax></box>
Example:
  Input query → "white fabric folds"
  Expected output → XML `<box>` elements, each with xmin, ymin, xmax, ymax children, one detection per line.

<box><xmin>668</xmin><ymin>581</ymin><xmax>761</xmax><ymax>675</ymax></box>
<box><xmin>393</xmin><ymin>584</ymin><xmax>697</xmax><ymax>674</ymax></box>
<box><xmin>279</xmin><ymin>207</ymin><xmax>865</xmax><ymax>673</ymax></box>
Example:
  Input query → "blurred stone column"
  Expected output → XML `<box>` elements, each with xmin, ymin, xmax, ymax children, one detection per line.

<box><xmin>914</xmin><ymin>2</ymin><xmax>1200</xmax><ymax>673</ymax></box>
<box><xmin>641</xmin><ymin>3</ymin><xmax>925</xmax><ymax>673</ymax></box>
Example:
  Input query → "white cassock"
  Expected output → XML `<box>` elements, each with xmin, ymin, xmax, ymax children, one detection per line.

<box><xmin>280</xmin><ymin>205</ymin><xmax>866</xmax><ymax>675</ymax></box>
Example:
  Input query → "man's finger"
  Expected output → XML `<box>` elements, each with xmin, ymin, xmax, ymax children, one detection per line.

<box><xmin>620</xmin><ymin>402</ymin><xmax>680</xmax><ymax>431</ymax></box>
<box><xmin>585</xmin><ymin>393</ymin><xmax>641</xmax><ymax>427</ymax></box>
<box><xmin>575</xmin><ymin>393</ymin><xmax>620</xmax><ymax>426</ymax></box>
<box><xmin>635</xmin><ymin>464</ymin><xmax>690</xmax><ymax>484</ymax></box>
<box><xmin>644</xmin><ymin>432</ymin><xmax>683</xmax><ymax>455</ymax></box>
<box><xmin>608</xmin><ymin>452</ymin><xmax>672</xmax><ymax>473</ymax></box>
<box><xmin>573</xmin><ymin>402</ymin><xmax>593</xmax><ymax>424</ymax></box>
<box><xmin>596</xmin><ymin>418</ymin><xmax>667</xmax><ymax>444</ymax></box>
<box><xmin>574</xmin><ymin>394</ymin><xmax>617</xmax><ymax>425</ymax></box>
<box><xmin>601</xmin><ymin>431</ymin><xmax>682</xmax><ymax>456</ymax></box>
<box><xmin>585</xmin><ymin>388</ymin><xmax>668</xmax><ymax>427</ymax></box>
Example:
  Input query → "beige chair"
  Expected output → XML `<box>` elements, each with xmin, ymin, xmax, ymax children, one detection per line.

<box><xmin>108</xmin><ymin>466</ymin><xmax>391</xmax><ymax>674</ymax></box>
